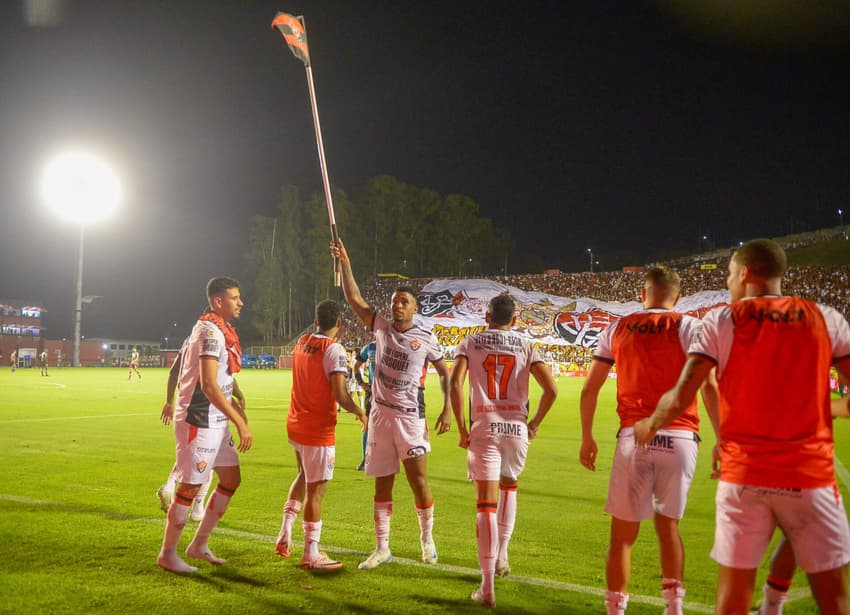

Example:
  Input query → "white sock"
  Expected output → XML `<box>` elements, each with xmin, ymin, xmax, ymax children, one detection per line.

<box><xmin>160</xmin><ymin>491</ymin><xmax>191</xmax><ymax>555</ymax></box>
<box><xmin>188</xmin><ymin>483</ymin><xmax>235</xmax><ymax>555</ymax></box>
<box><xmin>195</xmin><ymin>476</ymin><xmax>212</xmax><ymax>506</ymax></box>
<box><xmin>497</xmin><ymin>485</ymin><xmax>517</xmax><ymax>561</ymax></box>
<box><xmin>476</xmin><ymin>501</ymin><xmax>498</xmax><ymax>598</ymax></box>
<box><xmin>278</xmin><ymin>498</ymin><xmax>302</xmax><ymax>543</ymax></box>
<box><xmin>759</xmin><ymin>582</ymin><xmax>790</xmax><ymax>615</ymax></box>
<box><xmin>374</xmin><ymin>500</ymin><xmax>392</xmax><ymax>552</ymax></box>
<box><xmin>661</xmin><ymin>578</ymin><xmax>685</xmax><ymax>615</ymax></box>
<box><xmin>605</xmin><ymin>590</ymin><xmax>628</xmax><ymax>615</ymax></box>
<box><xmin>303</xmin><ymin>520</ymin><xmax>322</xmax><ymax>560</ymax></box>
<box><xmin>416</xmin><ymin>501</ymin><xmax>434</xmax><ymax>543</ymax></box>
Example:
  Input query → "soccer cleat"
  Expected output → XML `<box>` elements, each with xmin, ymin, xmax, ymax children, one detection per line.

<box><xmin>357</xmin><ymin>548</ymin><xmax>392</xmax><ymax>570</ymax></box>
<box><xmin>355</xmin><ymin>460</ymin><xmax>365</xmax><ymax>471</ymax></box>
<box><xmin>156</xmin><ymin>486</ymin><xmax>172</xmax><ymax>513</ymax></box>
<box><xmin>420</xmin><ymin>538</ymin><xmax>438</xmax><ymax>564</ymax></box>
<box><xmin>471</xmin><ymin>588</ymin><xmax>495</xmax><ymax>608</ymax></box>
<box><xmin>495</xmin><ymin>559</ymin><xmax>511</xmax><ymax>577</ymax></box>
<box><xmin>300</xmin><ymin>552</ymin><xmax>343</xmax><ymax>570</ymax></box>
<box><xmin>274</xmin><ymin>537</ymin><xmax>291</xmax><ymax>558</ymax></box>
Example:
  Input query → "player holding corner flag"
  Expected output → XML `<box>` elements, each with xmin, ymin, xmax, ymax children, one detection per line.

<box><xmin>450</xmin><ymin>294</ymin><xmax>557</xmax><ymax>609</ymax></box>
<box><xmin>330</xmin><ymin>238</ymin><xmax>453</xmax><ymax>570</ymax></box>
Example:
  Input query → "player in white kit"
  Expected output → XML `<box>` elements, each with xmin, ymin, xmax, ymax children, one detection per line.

<box><xmin>331</xmin><ymin>239</ymin><xmax>453</xmax><ymax>570</ymax></box>
<box><xmin>450</xmin><ymin>294</ymin><xmax>558</xmax><ymax>608</ymax></box>
<box><xmin>156</xmin><ymin>277</ymin><xmax>253</xmax><ymax>574</ymax></box>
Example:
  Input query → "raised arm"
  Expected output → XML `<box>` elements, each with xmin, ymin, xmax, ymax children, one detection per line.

<box><xmin>578</xmin><ymin>359</ymin><xmax>610</xmax><ymax>471</ymax></box>
<box><xmin>330</xmin><ymin>238</ymin><xmax>374</xmax><ymax>327</ymax></box>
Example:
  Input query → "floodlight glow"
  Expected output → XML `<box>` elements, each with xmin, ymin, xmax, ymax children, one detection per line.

<box><xmin>42</xmin><ymin>151</ymin><xmax>121</xmax><ymax>224</ymax></box>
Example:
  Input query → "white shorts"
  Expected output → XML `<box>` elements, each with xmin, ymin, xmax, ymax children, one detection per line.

<box><xmin>289</xmin><ymin>440</ymin><xmax>335</xmax><ymax>483</ymax></box>
<box><xmin>467</xmin><ymin>421</ymin><xmax>529</xmax><ymax>482</ymax></box>
<box><xmin>712</xmin><ymin>480</ymin><xmax>850</xmax><ymax>573</ymax></box>
<box><xmin>174</xmin><ymin>421</ymin><xmax>239</xmax><ymax>485</ymax></box>
<box><xmin>347</xmin><ymin>377</ymin><xmax>360</xmax><ymax>394</ymax></box>
<box><xmin>364</xmin><ymin>408</ymin><xmax>431</xmax><ymax>477</ymax></box>
<box><xmin>605</xmin><ymin>427</ymin><xmax>699</xmax><ymax>522</ymax></box>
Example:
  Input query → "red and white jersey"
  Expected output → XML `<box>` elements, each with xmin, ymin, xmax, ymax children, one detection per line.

<box><xmin>371</xmin><ymin>312</ymin><xmax>443</xmax><ymax>419</ymax></box>
<box><xmin>594</xmin><ymin>309</ymin><xmax>702</xmax><ymax>431</ymax></box>
<box><xmin>455</xmin><ymin>328</ymin><xmax>542</xmax><ymax>432</ymax></box>
<box><xmin>287</xmin><ymin>333</ymin><xmax>349</xmax><ymax>447</ymax></box>
<box><xmin>690</xmin><ymin>295</ymin><xmax>850</xmax><ymax>488</ymax></box>
<box><xmin>174</xmin><ymin>319</ymin><xmax>234</xmax><ymax>429</ymax></box>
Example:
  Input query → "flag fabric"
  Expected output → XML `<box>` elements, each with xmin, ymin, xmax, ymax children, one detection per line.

<box><xmin>272</xmin><ymin>12</ymin><xmax>310</xmax><ymax>66</ymax></box>
<box><xmin>413</xmin><ymin>278</ymin><xmax>730</xmax><ymax>351</ymax></box>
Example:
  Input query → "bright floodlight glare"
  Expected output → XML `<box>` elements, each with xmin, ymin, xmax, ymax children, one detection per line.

<box><xmin>42</xmin><ymin>151</ymin><xmax>121</xmax><ymax>224</ymax></box>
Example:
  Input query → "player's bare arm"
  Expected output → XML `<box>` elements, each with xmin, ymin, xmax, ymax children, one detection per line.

<box><xmin>354</xmin><ymin>358</ymin><xmax>370</xmax><ymax>393</ymax></box>
<box><xmin>528</xmin><ymin>361</ymin><xmax>558</xmax><ymax>440</ymax></box>
<box><xmin>698</xmin><ymin>367</ymin><xmax>721</xmax><ymax>477</ymax></box>
<box><xmin>199</xmin><ymin>357</ymin><xmax>253</xmax><ymax>452</ymax></box>
<box><xmin>232</xmin><ymin>377</ymin><xmax>247</xmax><ymax>419</ymax></box>
<box><xmin>160</xmin><ymin>354</ymin><xmax>182</xmax><ymax>426</ymax></box>
<box><xmin>448</xmin><ymin>356</ymin><xmax>471</xmax><ymax>448</ymax></box>
<box><xmin>433</xmin><ymin>358</ymin><xmax>453</xmax><ymax>435</ymax></box>
<box><xmin>578</xmin><ymin>359</ymin><xmax>609</xmax><ymax>470</ymax></box>
<box><xmin>331</xmin><ymin>372</ymin><xmax>367</xmax><ymax>431</ymax></box>
<box><xmin>634</xmin><ymin>356</ymin><xmax>713</xmax><ymax>447</ymax></box>
<box><xmin>330</xmin><ymin>239</ymin><xmax>374</xmax><ymax>328</ymax></box>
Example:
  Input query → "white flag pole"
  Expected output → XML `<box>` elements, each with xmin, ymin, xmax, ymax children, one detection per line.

<box><xmin>297</xmin><ymin>16</ymin><xmax>340</xmax><ymax>287</ymax></box>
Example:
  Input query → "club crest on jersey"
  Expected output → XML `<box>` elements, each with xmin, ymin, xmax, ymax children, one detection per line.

<box><xmin>409</xmin><ymin>340</ymin><xmax>421</xmax><ymax>351</ymax></box>
<box><xmin>195</xmin><ymin>461</ymin><xmax>208</xmax><ymax>473</ymax></box>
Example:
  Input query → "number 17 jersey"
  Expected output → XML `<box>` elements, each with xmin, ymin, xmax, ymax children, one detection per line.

<box><xmin>455</xmin><ymin>329</ymin><xmax>543</xmax><ymax>432</ymax></box>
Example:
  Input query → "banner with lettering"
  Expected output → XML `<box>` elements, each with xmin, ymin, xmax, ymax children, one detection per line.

<box><xmin>414</xmin><ymin>279</ymin><xmax>728</xmax><ymax>350</ymax></box>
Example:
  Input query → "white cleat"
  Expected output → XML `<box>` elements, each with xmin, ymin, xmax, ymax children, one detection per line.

<box><xmin>495</xmin><ymin>559</ymin><xmax>511</xmax><ymax>577</ymax></box>
<box><xmin>471</xmin><ymin>588</ymin><xmax>495</xmax><ymax>608</ymax></box>
<box><xmin>185</xmin><ymin>542</ymin><xmax>226</xmax><ymax>565</ymax></box>
<box><xmin>156</xmin><ymin>486</ymin><xmax>172</xmax><ymax>513</ymax></box>
<box><xmin>357</xmin><ymin>548</ymin><xmax>392</xmax><ymax>570</ymax></box>
<box><xmin>189</xmin><ymin>500</ymin><xmax>205</xmax><ymax>522</ymax></box>
<box><xmin>157</xmin><ymin>552</ymin><xmax>197</xmax><ymax>574</ymax></box>
<box><xmin>300</xmin><ymin>552</ymin><xmax>343</xmax><ymax>570</ymax></box>
<box><xmin>420</xmin><ymin>538</ymin><xmax>438</xmax><ymax>564</ymax></box>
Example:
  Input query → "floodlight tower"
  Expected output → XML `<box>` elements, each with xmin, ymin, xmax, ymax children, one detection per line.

<box><xmin>42</xmin><ymin>150</ymin><xmax>121</xmax><ymax>367</ymax></box>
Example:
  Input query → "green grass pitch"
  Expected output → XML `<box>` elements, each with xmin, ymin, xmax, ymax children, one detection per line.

<box><xmin>0</xmin><ymin>367</ymin><xmax>843</xmax><ymax>614</ymax></box>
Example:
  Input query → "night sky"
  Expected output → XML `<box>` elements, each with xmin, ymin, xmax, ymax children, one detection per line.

<box><xmin>1</xmin><ymin>0</ymin><xmax>848</xmax><ymax>342</ymax></box>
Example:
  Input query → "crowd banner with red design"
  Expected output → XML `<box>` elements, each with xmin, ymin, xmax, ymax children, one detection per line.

<box><xmin>413</xmin><ymin>279</ymin><xmax>729</xmax><ymax>351</ymax></box>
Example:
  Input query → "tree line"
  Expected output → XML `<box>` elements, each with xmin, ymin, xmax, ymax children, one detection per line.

<box><xmin>243</xmin><ymin>175</ymin><xmax>514</xmax><ymax>344</ymax></box>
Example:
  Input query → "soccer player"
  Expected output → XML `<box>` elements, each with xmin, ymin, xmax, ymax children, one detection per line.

<box><xmin>353</xmin><ymin>338</ymin><xmax>377</xmax><ymax>471</ymax></box>
<box><xmin>450</xmin><ymin>294</ymin><xmax>558</xmax><ymax>608</ymax></box>
<box><xmin>274</xmin><ymin>300</ymin><xmax>367</xmax><ymax>569</ymax></box>
<box><xmin>347</xmin><ymin>350</ymin><xmax>365</xmax><ymax>408</ymax></box>
<box><xmin>634</xmin><ymin>239</ymin><xmax>850</xmax><ymax>614</ymax></box>
<box><xmin>330</xmin><ymin>239</ymin><xmax>453</xmax><ymax>570</ymax></box>
<box><xmin>156</xmin><ymin>277</ymin><xmax>253</xmax><ymax>574</ymax></box>
<box><xmin>39</xmin><ymin>349</ymin><xmax>48</xmax><ymax>376</ymax></box>
<box><xmin>155</xmin><ymin>338</ymin><xmax>238</xmax><ymax>522</ymax></box>
<box><xmin>128</xmin><ymin>347</ymin><xmax>141</xmax><ymax>380</ymax></box>
<box><xmin>580</xmin><ymin>266</ymin><xmax>720</xmax><ymax>615</ymax></box>
<box><xmin>10</xmin><ymin>348</ymin><xmax>17</xmax><ymax>373</ymax></box>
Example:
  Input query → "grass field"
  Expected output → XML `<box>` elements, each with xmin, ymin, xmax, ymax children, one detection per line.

<box><xmin>1</xmin><ymin>367</ymin><xmax>845</xmax><ymax>614</ymax></box>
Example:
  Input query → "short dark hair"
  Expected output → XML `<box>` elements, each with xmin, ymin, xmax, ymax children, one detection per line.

<box><xmin>394</xmin><ymin>286</ymin><xmax>418</xmax><ymax>303</ymax></box>
<box><xmin>207</xmin><ymin>276</ymin><xmax>240</xmax><ymax>298</ymax></box>
<box><xmin>644</xmin><ymin>266</ymin><xmax>680</xmax><ymax>294</ymax></box>
<box><xmin>488</xmin><ymin>294</ymin><xmax>516</xmax><ymax>326</ymax></box>
<box><xmin>732</xmin><ymin>238</ymin><xmax>787</xmax><ymax>279</ymax></box>
<box><xmin>315</xmin><ymin>299</ymin><xmax>341</xmax><ymax>331</ymax></box>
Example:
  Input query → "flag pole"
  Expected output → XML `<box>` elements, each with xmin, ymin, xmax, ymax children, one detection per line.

<box><xmin>299</xmin><ymin>25</ymin><xmax>340</xmax><ymax>287</ymax></box>
<box><xmin>272</xmin><ymin>12</ymin><xmax>340</xmax><ymax>286</ymax></box>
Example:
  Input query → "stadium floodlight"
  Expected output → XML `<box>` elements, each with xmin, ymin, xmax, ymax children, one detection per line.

<box><xmin>41</xmin><ymin>150</ymin><xmax>121</xmax><ymax>367</ymax></box>
<box><xmin>587</xmin><ymin>248</ymin><xmax>594</xmax><ymax>273</ymax></box>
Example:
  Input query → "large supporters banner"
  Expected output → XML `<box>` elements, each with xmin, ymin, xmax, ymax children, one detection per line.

<box><xmin>413</xmin><ymin>279</ymin><xmax>729</xmax><ymax>350</ymax></box>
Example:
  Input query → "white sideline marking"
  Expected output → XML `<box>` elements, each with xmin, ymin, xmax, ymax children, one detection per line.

<box><xmin>0</xmin><ymin>413</ymin><xmax>150</xmax><ymax>424</ymax></box>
